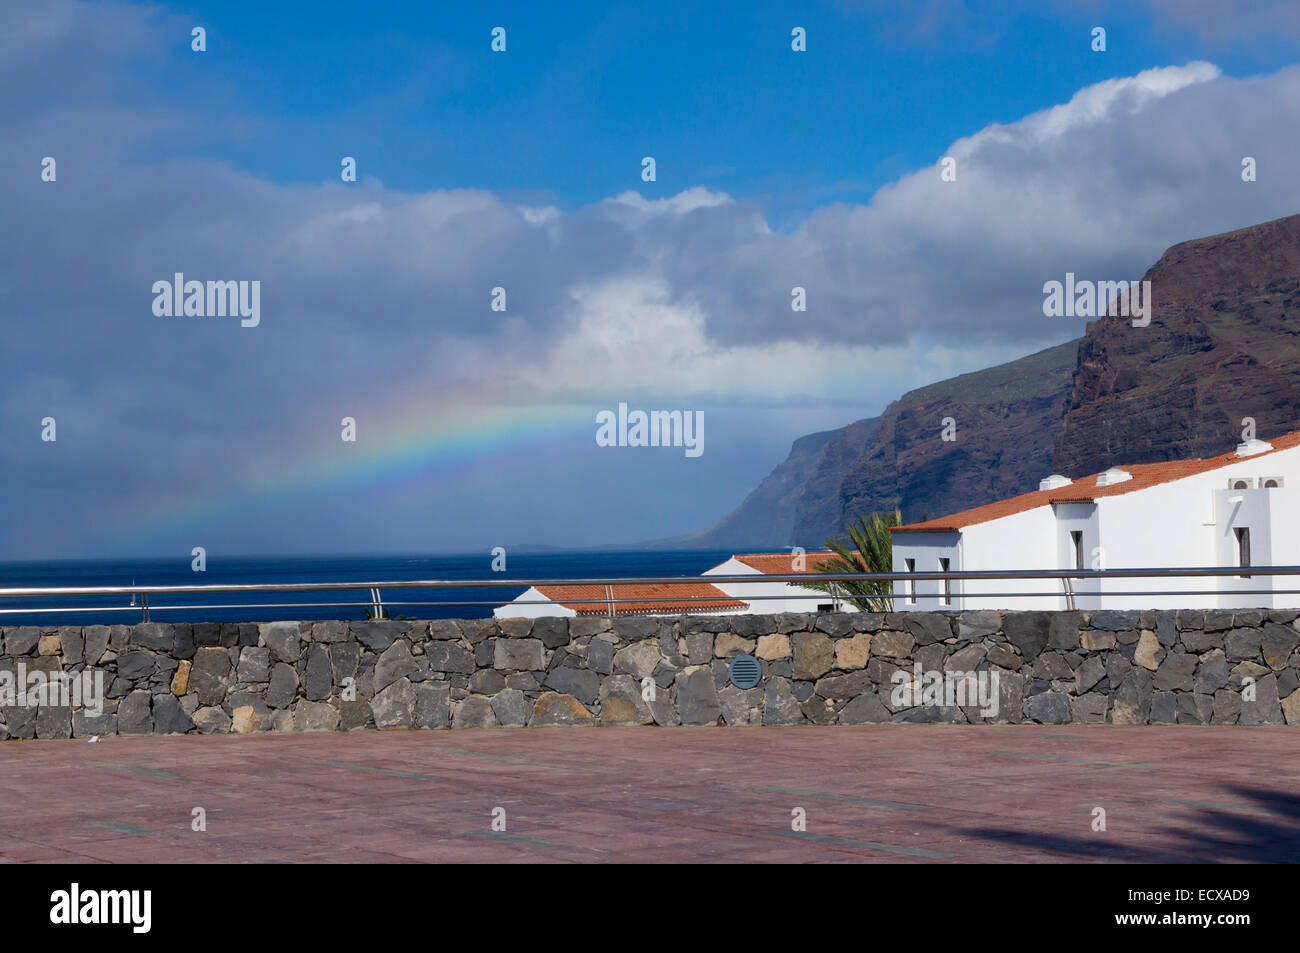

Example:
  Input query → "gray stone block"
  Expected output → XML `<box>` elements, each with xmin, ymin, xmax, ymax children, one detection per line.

<box><xmin>493</xmin><ymin>639</ymin><xmax>544</xmax><ymax>672</ymax></box>
<box><xmin>302</xmin><ymin>644</ymin><xmax>334</xmax><ymax>700</ymax></box>
<box><xmin>838</xmin><ymin>692</ymin><xmax>891</xmax><ymax>723</ymax></box>
<box><xmin>189</xmin><ymin>647</ymin><xmax>232</xmax><ymax>706</ymax></box>
<box><xmin>374</xmin><ymin>640</ymin><xmax>420</xmax><ymax>693</ymax></box>
<box><xmin>904</xmin><ymin>614</ymin><xmax>951</xmax><ymax>646</ymax></box>
<box><xmin>293</xmin><ymin>700</ymin><xmax>340</xmax><ymax>731</ymax></box>
<box><xmin>372</xmin><ymin>677</ymin><xmax>416</xmax><ymax>728</ymax></box>
<box><xmin>469</xmin><ymin>669</ymin><xmax>505</xmax><ymax>694</ymax></box>
<box><xmin>35</xmin><ymin>705</ymin><xmax>72</xmax><ymax>739</ymax></box>
<box><xmin>192</xmin><ymin>706</ymin><xmax>231</xmax><ymax>733</ymax></box>
<box><xmin>677</xmin><ymin>667</ymin><xmax>722</xmax><ymax>726</ymax></box>
<box><xmin>236</xmin><ymin>646</ymin><xmax>271</xmax><ymax>683</ymax></box>
<box><xmin>490</xmin><ymin>688</ymin><xmax>530</xmax><ymax>727</ymax></box>
<box><xmin>587</xmin><ymin>635</ymin><xmax>616</xmax><ymax>674</ymax></box>
<box><xmin>1026</xmin><ymin>691</ymin><xmax>1070</xmax><ymax>724</ymax></box>
<box><xmin>762</xmin><ymin>677</ymin><xmax>803</xmax><ymax>725</ymax></box>
<box><xmin>351</xmin><ymin>620</ymin><xmax>407</xmax><ymax>652</ymax></box>
<box><xmin>132</xmin><ymin>623</ymin><xmax>175</xmax><ymax>652</ymax></box>
<box><xmin>117</xmin><ymin>690</ymin><xmax>153</xmax><ymax>733</ymax></box>
<box><xmin>1149</xmin><ymin>691</ymin><xmax>1178</xmax><ymax>724</ymax></box>
<box><xmin>413</xmin><ymin>683</ymin><xmax>450</xmax><ymax>728</ymax></box>
<box><xmin>543</xmin><ymin>666</ymin><xmax>600</xmax><ymax>705</ymax></box>
<box><xmin>152</xmin><ymin>693</ymin><xmax>194</xmax><ymax>734</ymax></box>
<box><xmin>1241</xmin><ymin>672</ymin><xmax>1284</xmax><ymax>725</ymax></box>
<box><xmin>267</xmin><ymin>662</ymin><xmax>299</xmax><ymax>709</ymax></box>
<box><xmin>260</xmin><ymin>621</ymin><xmax>302</xmax><ymax>663</ymax></box>
<box><xmin>1003</xmin><ymin>612</ymin><xmax>1052</xmax><ymax>660</ymax></box>
<box><xmin>116</xmin><ymin>650</ymin><xmax>156</xmax><ymax>680</ymax></box>
<box><xmin>427</xmin><ymin>641</ymin><xmax>477</xmax><ymax>674</ymax></box>
<box><xmin>1177</xmin><ymin>693</ymin><xmax>1214</xmax><ymax>724</ymax></box>
<box><xmin>1152</xmin><ymin>652</ymin><xmax>1197</xmax><ymax>692</ymax></box>
<box><xmin>531</xmin><ymin>617</ymin><xmax>570</xmax><ymax>648</ymax></box>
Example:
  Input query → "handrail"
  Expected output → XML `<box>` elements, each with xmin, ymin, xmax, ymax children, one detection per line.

<box><xmin>0</xmin><ymin>566</ymin><xmax>1295</xmax><ymax>621</ymax></box>
<box><xmin>3</xmin><ymin>564</ymin><xmax>1300</xmax><ymax>599</ymax></box>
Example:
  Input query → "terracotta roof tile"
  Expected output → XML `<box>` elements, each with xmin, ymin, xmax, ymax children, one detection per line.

<box><xmin>534</xmin><ymin>583</ymin><xmax>748</xmax><ymax>616</ymax></box>
<box><xmin>893</xmin><ymin>430</ymin><xmax>1300</xmax><ymax>532</ymax></box>
<box><xmin>732</xmin><ymin>552</ymin><xmax>838</xmax><ymax>573</ymax></box>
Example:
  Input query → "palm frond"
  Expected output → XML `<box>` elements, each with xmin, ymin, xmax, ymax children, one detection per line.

<box><xmin>799</xmin><ymin>509</ymin><xmax>901</xmax><ymax>612</ymax></box>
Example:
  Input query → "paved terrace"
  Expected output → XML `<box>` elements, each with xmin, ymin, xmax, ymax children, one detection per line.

<box><xmin>2</xmin><ymin>725</ymin><xmax>1298</xmax><ymax>863</ymax></box>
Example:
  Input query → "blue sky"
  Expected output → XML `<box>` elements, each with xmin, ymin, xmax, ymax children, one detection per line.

<box><xmin>4</xmin><ymin>0</ymin><xmax>1300</xmax><ymax>559</ymax></box>
<box><xmin>116</xmin><ymin>0</ymin><xmax>1300</xmax><ymax>211</ymax></box>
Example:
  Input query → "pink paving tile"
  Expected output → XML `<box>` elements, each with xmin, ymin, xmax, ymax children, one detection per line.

<box><xmin>3</xmin><ymin>726</ymin><xmax>1299</xmax><ymax>862</ymax></box>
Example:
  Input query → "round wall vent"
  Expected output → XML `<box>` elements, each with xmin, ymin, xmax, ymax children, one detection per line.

<box><xmin>728</xmin><ymin>654</ymin><xmax>762</xmax><ymax>689</ymax></box>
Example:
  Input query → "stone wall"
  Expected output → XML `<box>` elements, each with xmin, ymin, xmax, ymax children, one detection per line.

<box><xmin>2</xmin><ymin>608</ymin><xmax>1298</xmax><ymax>737</ymax></box>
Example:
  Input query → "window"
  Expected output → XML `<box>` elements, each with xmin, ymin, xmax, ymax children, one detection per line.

<box><xmin>816</xmin><ymin>603</ymin><xmax>834</xmax><ymax>612</ymax></box>
<box><xmin>939</xmin><ymin>557</ymin><xmax>951</xmax><ymax>605</ymax></box>
<box><xmin>1235</xmin><ymin>527</ymin><xmax>1251</xmax><ymax>578</ymax></box>
<box><xmin>1070</xmin><ymin>530</ymin><xmax>1084</xmax><ymax>570</ymax></box>
<box><xmin>905</xmin><ymin>558</ymin><xmax>916</xmax><ymax>604</ymax></box>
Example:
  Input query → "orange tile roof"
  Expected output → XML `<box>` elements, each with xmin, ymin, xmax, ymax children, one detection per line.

<box><xmin>893</xmin><ymin>430</ymin><xmax>1300</xmax><ymax>532</ymax></box>
<box><xmin>533</xmin><ymin>583</ymin><xmax>748</xmax><ymax>616</ymax></box>
<box><xmin>732</xmin><ymin>552</ymin><xmax>838</xmax><ymax>573</ymax></box>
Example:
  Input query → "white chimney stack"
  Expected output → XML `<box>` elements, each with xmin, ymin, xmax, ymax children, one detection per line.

<box><xmin>1235</xmin><ymin>438</ymin><xmax>1274</xmax><ymax>457</ymax></box>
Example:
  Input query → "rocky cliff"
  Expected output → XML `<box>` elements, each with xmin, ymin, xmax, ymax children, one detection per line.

<box><xmin>1053</xmin><ymin>213</ymin><xmax>1300</xmax><ymax>475</ymax></box>
<box><xmin>681</xmin><ymin>211</ymin><xmax>1300</xmax><ymax>549</ymax></box>
<box><xmin>680</xmin><ymin>341</ymin><xmax>1076</xmax><ymax>548</ymax></box>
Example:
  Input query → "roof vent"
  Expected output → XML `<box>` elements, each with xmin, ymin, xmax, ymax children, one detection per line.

<box><xmin>1039</xmin><ymin>474</ymin><xmax>1073</xmax><ymax>491</ymax></box>
<box><xmin>1096</xmin><ymin>467</ymin><xmax>1132</xmax><ymax>487</ymax></box>
<box><xmin>1236</xmin><ymin>438</ymin><xmax>1274</xmax><ymax>457</ymax></box>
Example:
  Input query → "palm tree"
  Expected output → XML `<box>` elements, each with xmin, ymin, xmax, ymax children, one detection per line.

<box><xmin>800</xmin><ymin>509</ymin><xmax>901</xmax><ymax>611</ymax></box>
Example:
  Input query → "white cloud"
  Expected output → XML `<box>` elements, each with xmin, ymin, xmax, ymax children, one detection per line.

<box><xmin>5</xmin><ymin>0</ymin><xmax>1300</xmax><ymax>554</ymax></box>
<box><xmin>606</xmin><ymin>186</ymin><xmax>734</xmax><ymax>217</ymax></box>
<box><xmin>496</xmin><ymin>275</ymin><xmax>1034</xmax><ymax>408</ymax></box>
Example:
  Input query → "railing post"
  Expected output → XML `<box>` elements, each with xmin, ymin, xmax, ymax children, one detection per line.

<box><xmin>1062</xmin><ymin>575</ymin><xmax>1076</xmax><ymax>611</ymax></box>
<box><xmin>140</xmin><ymin>593</ymin><xmax>150</xmax><ymax>623</ymax></box>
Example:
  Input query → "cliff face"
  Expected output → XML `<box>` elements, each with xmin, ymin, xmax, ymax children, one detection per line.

<box><xmin>668</xmin><ymin>424</ymin><xmax>872</xmax><ymax>551</ymax></box>
<box><xmin>833</xmin><ymin>342</ymin><xmax>1076</xmax><ymax>531</ymax></box>
<box><xmin>1053</xmin><ymin>213</ymin><xmax>1300</xmax><ymax>475</ymax></box>
<box><xmin>681</xmin><ymin>212</ymin><xmax>1300</xmax><ymax>550</ymax></box>
<box><xmin>681</xmin><ymin>342</ymin><xmax>1075</xmax><ymax>548</ymax></box>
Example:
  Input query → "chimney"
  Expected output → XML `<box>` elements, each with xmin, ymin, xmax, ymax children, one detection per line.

<box><xmin>1096</xmin><ymin>467</ymin><xmax>1132</xmax><ymax>487</ymax></box>
<box><xmin>1235</xmin><ymin>438</ymin><xmax>1274</xmax><ymax>457</ymax></box>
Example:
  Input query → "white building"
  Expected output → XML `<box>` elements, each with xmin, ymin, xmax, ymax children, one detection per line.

<box><xmin>701</xmin><ymin>552</ymin><xmax>848</xmax><ymax>614</ymax></box>
<box><xmin>493</xmin><ymin>552</ymin><xmax>841</xmax><ymax>618</ymax></box>
<box><xmin>889</xmin><ymin>431</ymin><xmax>1300</xmax><ymax>611</ymax></box>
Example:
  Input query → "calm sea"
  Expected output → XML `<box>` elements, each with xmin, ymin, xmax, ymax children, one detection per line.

<box><xmin>0</xmin><ymin>551</ymin><xmax>736</xmax><ymax>627</ymax></box>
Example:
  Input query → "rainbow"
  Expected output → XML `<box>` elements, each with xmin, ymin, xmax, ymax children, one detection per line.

<box><xmin>107</xmin><ymin>394</ymin><xmax>588</xmax><ymax>548</ymax></box>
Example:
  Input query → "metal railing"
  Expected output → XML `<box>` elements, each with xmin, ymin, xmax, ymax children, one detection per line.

<box><xmin>1</xmin><ymin>565</ymin><xmax>1300</xmax><ymax>622</ymax></box>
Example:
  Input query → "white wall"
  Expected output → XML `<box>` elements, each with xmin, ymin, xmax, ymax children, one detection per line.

<box><xmin>890</xmin><ymin>531</ymin><xmax>961</xmax><ymax>610</ymax></box>
<box><xmin>704</xmin><ymin>557</ymin><xmax>852</xmax><ymax>613</ymax></box>
<box><xmin>493</xmin><ymin>587</ymin><xmax>578</xmax><ymax>619</ymax></box>
<box><xmin>960</xmin><ymin>508</ymin><xmax>1061</xmax><ymax>610</ymax></box>
<box><xmin>1090</xmin><ymin>451</ymin><xmax>1298</xmax><ymax>609</ymax></box>
<box><xmin>890</xmin><ymin>443</ymin><xmax>1300</xmax><ymax>610</ymax></box>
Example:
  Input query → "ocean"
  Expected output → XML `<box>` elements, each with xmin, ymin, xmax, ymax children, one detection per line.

<box><xmin>0</xmin><ymin>551</ymin><xmax>737</xmax><ymax>627</ymax></box>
